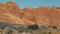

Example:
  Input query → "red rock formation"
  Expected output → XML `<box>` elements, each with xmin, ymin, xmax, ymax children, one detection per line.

<box><xmin>0</xmin><ymin>2</ymin><xmax>22</xmax><ymax>24</ymax></box>
<box><xmin>0</xmin><ymin>2</ymin><xmax>60</xmax><ymax>28</ymax></box>
<box><xmin>51</xmin><ymin>7</ymin><xmax>60</xmax><ymax>28</ymax></box>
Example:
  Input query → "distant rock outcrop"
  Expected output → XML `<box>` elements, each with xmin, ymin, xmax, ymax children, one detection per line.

<box><xmin>0</xmin><ymin>2</ymin><xmax>60</xmax><ymax>28</ymax></box>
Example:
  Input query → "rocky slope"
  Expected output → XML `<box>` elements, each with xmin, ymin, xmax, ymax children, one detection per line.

<box><xmin>0</xmin><ymin>2</ymin><xmax>60</xmax><ymax>28</ymax></box>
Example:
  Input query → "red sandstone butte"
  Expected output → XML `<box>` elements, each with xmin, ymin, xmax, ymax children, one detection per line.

<box><xmin>0</xmin><ymin>2</ymin><xmax>60</xmax><ymax>28</ymax></box>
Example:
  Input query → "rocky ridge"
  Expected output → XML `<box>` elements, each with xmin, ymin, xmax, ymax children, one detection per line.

<box><xmin>0</xmin><ymin>2</ymin><xmax>60</xmax><ymax>28</ymax></box>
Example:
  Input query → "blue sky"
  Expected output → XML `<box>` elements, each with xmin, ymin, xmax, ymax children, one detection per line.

<box><xmin>0</xmin><ymin>0</ymin><xmax>60</xmax><ymax>9</ymax></box>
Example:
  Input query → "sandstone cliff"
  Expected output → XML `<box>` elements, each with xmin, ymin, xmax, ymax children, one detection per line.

<box><xmin>0</xmin><ymin>2</ymin><xmax>60</xmax><ymax>28</ymax></box>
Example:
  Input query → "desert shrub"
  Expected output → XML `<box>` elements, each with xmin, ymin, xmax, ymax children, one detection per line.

<box><xmin>28</xmin><ymin>24</ymin><xmax>38</xmax><ymax>30</ymax></box>
<box><xmin>49</xmin><ymin>32</ymin><xmax>51</xmax><ymax>34</ymax></box>
<box><xmin>7</xmin><ymin>30</ymin><xmax>12</xmax><ymax>34</ymax></box>
<box><xmin>52</xmin><ymin>26</ymin><xmax>57</xmax><ymax>29</ymax></box>
<box><xmin>42</xmin><ymin>26</ymin><xmax>45</xmax><ymax>28</ymax></box>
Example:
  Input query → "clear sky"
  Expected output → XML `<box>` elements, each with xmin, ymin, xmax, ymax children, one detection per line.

<box><xmin>0</xmin><ymin>0</ymin><xmax>60</xmax><ymax>9</ymax></box>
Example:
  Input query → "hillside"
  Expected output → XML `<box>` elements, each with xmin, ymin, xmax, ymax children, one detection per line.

<box><xmin>0</xmin><ymin>2</ymin><xmax>60</xmax><ymax>28</ymax></box>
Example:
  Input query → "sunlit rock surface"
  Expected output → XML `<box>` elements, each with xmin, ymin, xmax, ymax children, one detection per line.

<box><xmin>0</xmin><ymin>2</ymin><xmax>60</xmax><ymax>28</ymax></box>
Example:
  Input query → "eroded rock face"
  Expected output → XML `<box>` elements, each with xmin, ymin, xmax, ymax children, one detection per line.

<box><xmin>23</xmin><ymin>6</ymin><xmax>60</xmax><ymax>28</ymax></box>
<box><xmin>0</xmin><ymin>2</ymin><xmax>22</xmax><ymax>24</ymax></box>
<box><xmin>0</xmin><ymin>2</ymin><xmax>60</xmax><ymax>28</ymax></box>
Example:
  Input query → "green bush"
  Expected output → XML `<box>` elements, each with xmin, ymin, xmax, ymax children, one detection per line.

<box><xmin>28</xmin><ymin>24</ymin><xmax>38</xmax><ymax>30</ymax></box>
<box><xmin>52</xmin><ymin>26</ymin><xmax>57</xmax><ymax>29</ymax></box>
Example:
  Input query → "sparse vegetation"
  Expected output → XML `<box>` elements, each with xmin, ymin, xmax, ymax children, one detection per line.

<box><xmin>42</xmin><ymin>26</ymin><xmax>45</xmax><ymax>27</ymax></box>
<box><xmin>28</xmin><ymin>24</ymin><xmax>38</xmax><ymax>30</ymax></box>
<box><xmin>0</xmin><ymin>22</ymin><xmax>60</xmax><ymax>34</ymax></box>
<box><xmin>52</xmin><ymin>26</ymin><xmax>57</xmax><ymax>29</ymax></box>
<box><xmin>49</xmin><ymin>32</ymin><xmax>51</xmax><ymax>34</ymax></box>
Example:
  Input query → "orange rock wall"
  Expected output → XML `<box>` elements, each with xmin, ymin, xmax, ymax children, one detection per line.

<box><xmin>0</xmin><ymin>2</ymin><xmax>60</xmax><ymax>28</ymax></box>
